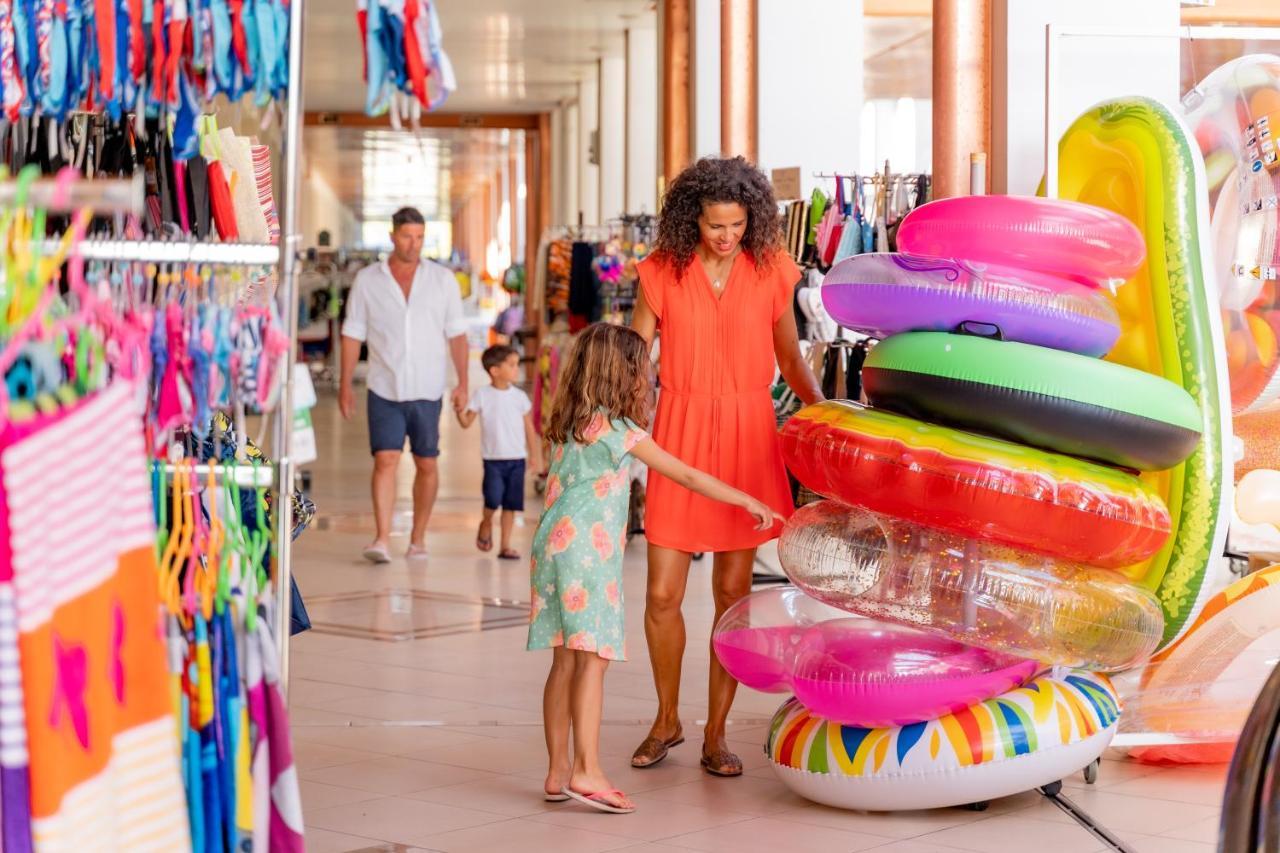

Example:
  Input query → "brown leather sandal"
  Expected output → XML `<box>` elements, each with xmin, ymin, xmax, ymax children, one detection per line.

<box><xmin>700</xmin><ymin>748</ymin><xmax>744</xmax><ymax>777</ymax></box>
<box><xmin>631</xmin><ymin>731</ymin><xmax>685</xmax><ymax>768</ymax></box>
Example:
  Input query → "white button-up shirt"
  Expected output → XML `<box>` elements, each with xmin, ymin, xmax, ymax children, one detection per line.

<box><xmin>341</xmin><ymin>260</ymin><xmax>468</xmax><ymax>402</ymax></box>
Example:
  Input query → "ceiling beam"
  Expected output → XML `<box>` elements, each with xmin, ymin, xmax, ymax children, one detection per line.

<box><xmin>865</xmin><ymin>0</ymin><xmax>930</xmax><ymax>15</ymax></box>
<box><xmin>304</xmin><ymin>111</ymin><xmax>542</xmax><ymax>130</ymax></box>
<box><xmin>1182</xmin><ymin>0</ymin><xmax>1280</xmax><ymax>24</ymax></box>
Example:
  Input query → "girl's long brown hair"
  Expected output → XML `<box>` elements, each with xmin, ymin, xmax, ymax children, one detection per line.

<box><xmin>544</xmin><ymin>323</ymin><xmax>652</xmax><ymax>444</ymax></box>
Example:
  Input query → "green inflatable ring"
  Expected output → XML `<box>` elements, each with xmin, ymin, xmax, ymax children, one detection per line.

<box><xmin>863</xmin><ymin>332</ymin><xmax>1202</xmax><ymax>472</ymax></box>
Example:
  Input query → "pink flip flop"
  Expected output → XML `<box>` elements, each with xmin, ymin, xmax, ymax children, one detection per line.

<box><xmin>562</xmin><ymin>787</ymin><xmax>636</xmax><ymax>814</ymax></box>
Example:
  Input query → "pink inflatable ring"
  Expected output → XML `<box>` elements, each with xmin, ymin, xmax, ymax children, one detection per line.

<box><xmin>897</xmin><ymin>196</ymin><xmax>1146</xmax><ymax>287</ymax></box>
<box><xmin>713</xmin><ymin>587</ymin><xmax>1038</xmax><ymax>729</ymax></box>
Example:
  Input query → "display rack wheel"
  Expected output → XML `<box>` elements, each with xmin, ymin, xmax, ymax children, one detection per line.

<box><xmin>1083</xmin><ymin>760</ymin><xmax>1099</xmax><ymax>785</ymax></box>
<box><xmin>1039</xmin><ymin>780</ymin><xmax>1064</xmax><ymax>797</ymax></box>
<box><xmin>964</xmin><ymin>801</ymin><xmax>990</xmax><ymax>812</ymax></box>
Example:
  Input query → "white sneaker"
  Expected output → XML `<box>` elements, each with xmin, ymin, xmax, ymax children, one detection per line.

<box><xmin>362</xmin><ymin>542</ymin><xmax>391</xmax><ymax>564</ymax></box>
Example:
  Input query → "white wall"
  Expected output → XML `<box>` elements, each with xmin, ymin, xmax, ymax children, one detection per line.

<box><xmin>599</xmin><ymin>53</ymin><xmax>628</xmax><ymax>220</ymax></box>
<box><xmin>692</xmin><ymin>0</ymin><xmax>720</xmax><ymax>159</ymax></box>
<box><xmin>627</xmin><ymin>25</ymin><xmax>659</xmax><ymax>213</ymax></box>
<box><xmin>757</xmin><ymin>0</ymin><xmax>863</xmax><ymax>196</ymax></box>
<box><xmin>991</xmin><ymin>0</ymin><xmax>1180</xmax><ymax>195</ymax></box>
<box><xmin>301</xmin><ymin>163</ymin><xmax>359</xmax><ymax>248</ymax></box>
<box><xmin>578</xmin><ymin>72</ymin><xmax>601</xmax><ymax>225</ymax></box>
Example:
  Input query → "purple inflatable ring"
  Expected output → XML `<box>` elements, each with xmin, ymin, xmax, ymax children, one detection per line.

<box><xmin>822</xmin><ymin>253</ymin><xmax>1121</xmax><ymax>357</ymax></box>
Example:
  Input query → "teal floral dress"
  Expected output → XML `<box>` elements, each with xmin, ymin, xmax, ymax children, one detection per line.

<box><xmin>527</xmin><ymin>414</ymin><xmax>648</xmax><ymax>661</ymax></box>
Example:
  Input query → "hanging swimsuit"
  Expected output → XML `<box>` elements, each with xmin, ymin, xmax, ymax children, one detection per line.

<box><xmin>162</xmin><ymin>0</ymin><xmax>186</xmax><ymax>106</ymax></box>
<box><xmin>208</xmin><ymin>0</ymin><xmax>230</xmax><ymax>94</ymax></box>
<box><xmin>402</xmin><ymin>0</ymin><xmax>426</xmax><ymax>108</ymax></box>
<box><xmin>0</xmin><ymin>0</ymin><xmax>25</xmax><ymax>120</ymax></box>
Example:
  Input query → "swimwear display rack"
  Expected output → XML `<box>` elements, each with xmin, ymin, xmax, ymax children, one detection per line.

<box><xmin>14</xmin><ymin>0</ymin><xmax>308</xmax><ymax>688</ymax></box>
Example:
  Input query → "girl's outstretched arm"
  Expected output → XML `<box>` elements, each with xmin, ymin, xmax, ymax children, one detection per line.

<box><xmin>629</xmin><ymin>438</ymin><xmax>783</xmax><ymax>531</ymax></box>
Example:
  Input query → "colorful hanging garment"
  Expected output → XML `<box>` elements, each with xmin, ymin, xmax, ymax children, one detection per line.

<box><xmin>0</xmin><ymin>551</ymin><xmax>33</xmax><ymax>853</ymax></box>
<box><xmin>0</xmin><ymin>0</ymin><xmax>26</xmax><ymax>120</ymax></box>
<box><xmin>0</xmin><ymin>380</ymin><xmax>190</xmax><ymax>850</ymax></box>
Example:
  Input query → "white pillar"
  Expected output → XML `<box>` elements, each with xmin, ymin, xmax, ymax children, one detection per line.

<box><xmin>627</xmin><ymin>25</ymin><xmax>659</xmax><ymax>213</ymax></box>
<box><xmin>599</xmin><ymin>52</ymin><xmax>627</xmax><ymax>220</ymax></box>
<box><xmin>578</xmin><ymin>73</ymin><xmax>601</xmax><ymax>225</ymax></box>
<box><xmin>756</xmin><ymin>0</ymin><xmax>862</xmax><ymax>196</ymax></box>
<box><xmin>991</xmin><ymin>0</ymin><xmax>1179</xmax><ymax>195</ymax></box>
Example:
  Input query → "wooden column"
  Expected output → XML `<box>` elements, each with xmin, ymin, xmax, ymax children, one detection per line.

<box><xmin>661</xmin><ymin>0</ymin><xmax>692</xmax><ymax>185</ymax></box>
<box><xmin>720</xmin><ymin>0</ymin><xmax>757</xmax><ymax>162</ymax></box>
<box><xmin>933</xmin><ymin>0</ymin><xmax>991</xmax><ymax>198</ymax></box>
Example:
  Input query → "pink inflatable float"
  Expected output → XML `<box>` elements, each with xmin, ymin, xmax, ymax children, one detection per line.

<box><xmin>897</xmin><ymin>196</ymin><xmax>1146</xmax><ymax>288</ymax></box>
<box><xmin>713</xmin><ymin>587</ymin><xmax>1038</xmax><ymax>729</ymax></box>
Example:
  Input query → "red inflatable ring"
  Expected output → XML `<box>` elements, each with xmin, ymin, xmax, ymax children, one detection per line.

<box><xmin>780</xmin><ymin>401</ymin><xmax>1171</xmax><ymax>570</ymax></box>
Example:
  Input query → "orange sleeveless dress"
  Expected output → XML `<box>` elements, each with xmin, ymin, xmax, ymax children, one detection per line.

<box><xmin>638</xmin><ymin>251</ymin><xmax>799</xmax><ymax>553</ymax></box>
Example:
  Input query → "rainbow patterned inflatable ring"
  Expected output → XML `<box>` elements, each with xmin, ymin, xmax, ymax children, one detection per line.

<box><xmin>765</xmin><ymin>671</ymin><xmax>1119</xmax><ymax>812</ymax></box>
<box><xmin>863</xmin><ymin>332</ymin><xmax>1202</xmax><ymax>471</ymax></box>
<box><xmin>896</xmin><ymin>195</ymin><xmax>1146</xmax><ymax>287</ymax></box>
<box><xmin>821</xmin><ymin>253</ymin><xmax>1121</xmax><ymax>357</ymax></box>
<box><xmin>781</xmin><ymin>401</ymin><xmax>1171</xmax><ymax>569</ymax></box>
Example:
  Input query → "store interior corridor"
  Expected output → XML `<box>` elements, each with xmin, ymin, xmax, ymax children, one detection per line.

<box><xmin>285</xmin><ymin>349</ymin><xmax>1226</xmax><ymax>853</ymax></box>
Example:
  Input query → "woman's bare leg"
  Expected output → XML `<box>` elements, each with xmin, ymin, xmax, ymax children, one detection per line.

<box><xmin>633</xmin><ymin>544</ymin><xmax>693</xmax><ymax>764</ymax></box>
<box><xmin>703</xmin><ymin>548</ymin><xmax>756</xmax><ymax>775</ymax></box>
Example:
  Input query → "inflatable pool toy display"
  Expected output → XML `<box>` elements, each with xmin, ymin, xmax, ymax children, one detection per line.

<box><xmin>777</xmin><ymin>501</ymin><xmax>1165</xmax><ymax>671</ymax></box>
<box><xmin>820</xmin><ymin>253</ymin><xmax>1121</xmax><ymax>356</ymax></box>
<box><xmin>707</xmin><ymin>585</ymin><xmax>848</xmax><ymax>693</ymax></box>
<box><xmin>765</xmin><ymin>671</ymin><xmax>1119</xmax><ymax>812</ymax></box>
<box><xmin>862</xmin><ymin>332</ymin><xmax>1202</xmax><ymax>471</ymax></box>
<box><xmin>1121</xmin><ymin>564</ymin><xmax>1280</xmax><ymax>764</ymax></box>
<box><xmin>1056</xmin><ymin>96</ymin><xmax>1231</xmax><ymax>647</ymax></box>
<box><xmin>713</xmin><ymin>587</ymin><xmax>1038</xmax><ymax>728</ymax></box>
<box><xmin>779</xmin><ymin>401</ymin><xmax>1171</xmax><ymax>569</ymax></box>
<box><xmin>1182</xmin><ymin>55</ymin><xmax>1280</xmax><ymax>413</ymax></box>
<box><xmin>897</xmin><ymin>196</ymin><xmax>1146</xmax><ymax>288</ymax></box>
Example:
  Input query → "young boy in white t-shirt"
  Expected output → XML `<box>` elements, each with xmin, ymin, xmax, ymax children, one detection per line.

<box><xmin>457</xmin><ymin>345</ymin><xmax>543</xmax><ymax>560</ymax></box>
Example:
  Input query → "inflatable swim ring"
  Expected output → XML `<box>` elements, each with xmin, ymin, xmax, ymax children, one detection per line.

<box><xmin>1183</xmin><ymin>55</ymin><xmax>1280</xmax><ymax>413</ymax></box>
<box><xmin>821</xmin><ymin>253</ymin><xmax>1121</xmax><ymax>356</ymax></box>
<box><xmin>1056</xmin><ymin>96</ymin><xmax>1231</xmax><ymax>648</ymax></box>
<box><xmin>765</xmin><ymin>671</ymin><xmax>1119</xmax><ymax>812</ymax></box>
<box><xmin>897</xmin><ymin>195</ymin><xmax>1145</xmax><ymax>287</ymax></box>
<box><xmin>778</xmin><ymin>501</ymin><xmax>1165</xmax><ymax>671</ymax></box>
<box><xmin>713</xmin><ymin>587</ymin><xmax>1037</xmax><ymax>729</ymax></box>
<box><xmin>862</xmin><ymin>332</ymin><xmax>1202</xmax><ymax>472</ymax></box>
<box><xmin>780</xmin><ymin>401</ymin><xmax>1171</xmax><ymax>569</ymax></box>
<box><xmin>1121</xmin><ymin>563</ymin><xmax>1280</xmax><ymax>763</ymax></box>
<box><xmin>707</xmin><ymin>585</ymin><xmax>847</xmax><ymax>692</ymax></box>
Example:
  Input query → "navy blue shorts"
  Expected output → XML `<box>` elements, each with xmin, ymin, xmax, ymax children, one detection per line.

<box><xmin>368</xmin><ymin>391</ymin><xmax>442</xmax><ymax>458</ymax></box>
<box><xmin>483</xmin><ymin>459</ymin><xmax>526</xmax><ymax>511</ymax></box>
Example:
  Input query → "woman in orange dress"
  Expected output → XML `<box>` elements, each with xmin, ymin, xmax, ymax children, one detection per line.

<box><xmin>630</xmin><ymin>157</ymin><xmax>823</xmax><ymax>776</ymax></box>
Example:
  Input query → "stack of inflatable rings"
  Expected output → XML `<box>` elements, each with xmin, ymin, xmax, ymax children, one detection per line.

<box><xmin>738</xmin><ymin>182</ymin><xmax>1226</xmax><ymax>811</ymax></box>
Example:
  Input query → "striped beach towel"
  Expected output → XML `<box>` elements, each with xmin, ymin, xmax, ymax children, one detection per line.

<box><xmin>0</xmin><ymin>381</ymin><xmax>190</xmax><ymax>851</ymax></box>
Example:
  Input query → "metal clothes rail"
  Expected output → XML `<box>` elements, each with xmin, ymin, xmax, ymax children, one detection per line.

<box><xmin>44</xmin><ymin>239</ymin><xmax>280</xmax><ymax>265</ymax></box>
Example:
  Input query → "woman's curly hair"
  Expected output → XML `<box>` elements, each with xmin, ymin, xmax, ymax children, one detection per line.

<box><xmin>653</xmin><ymin>156</ymin><xmax>783</xmax><ymax>274</ymax></box>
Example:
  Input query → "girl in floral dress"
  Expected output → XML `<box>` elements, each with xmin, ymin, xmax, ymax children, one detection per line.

<box><xmin>528</xmin><ymin>323</ymin><xmax>780</xmax><ymax>814</ymax></box>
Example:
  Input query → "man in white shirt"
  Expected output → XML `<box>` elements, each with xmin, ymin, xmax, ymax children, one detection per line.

<box><xmin>339</xmin><ymin>207</ymin><xmax>469</xmax><ymax>563</ymax></box>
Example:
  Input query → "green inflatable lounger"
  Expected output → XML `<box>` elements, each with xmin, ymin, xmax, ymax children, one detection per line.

<box><xmin>862</xmin><ymin>332</ymin><xmax>1201</xmax><ymax>472</ymax></box>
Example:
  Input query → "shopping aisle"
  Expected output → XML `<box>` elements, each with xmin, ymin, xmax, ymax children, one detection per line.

<box><xmin>287</xmin><ymin>383</ymin><xmax>1227</xmax><ymax>853</ymax></box>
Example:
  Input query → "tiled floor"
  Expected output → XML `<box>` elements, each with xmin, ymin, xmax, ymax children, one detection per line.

<box><xmin>288</xmin><ymin>365</ymin><xmax>1228</xmax><ymax>853</ymax></box>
